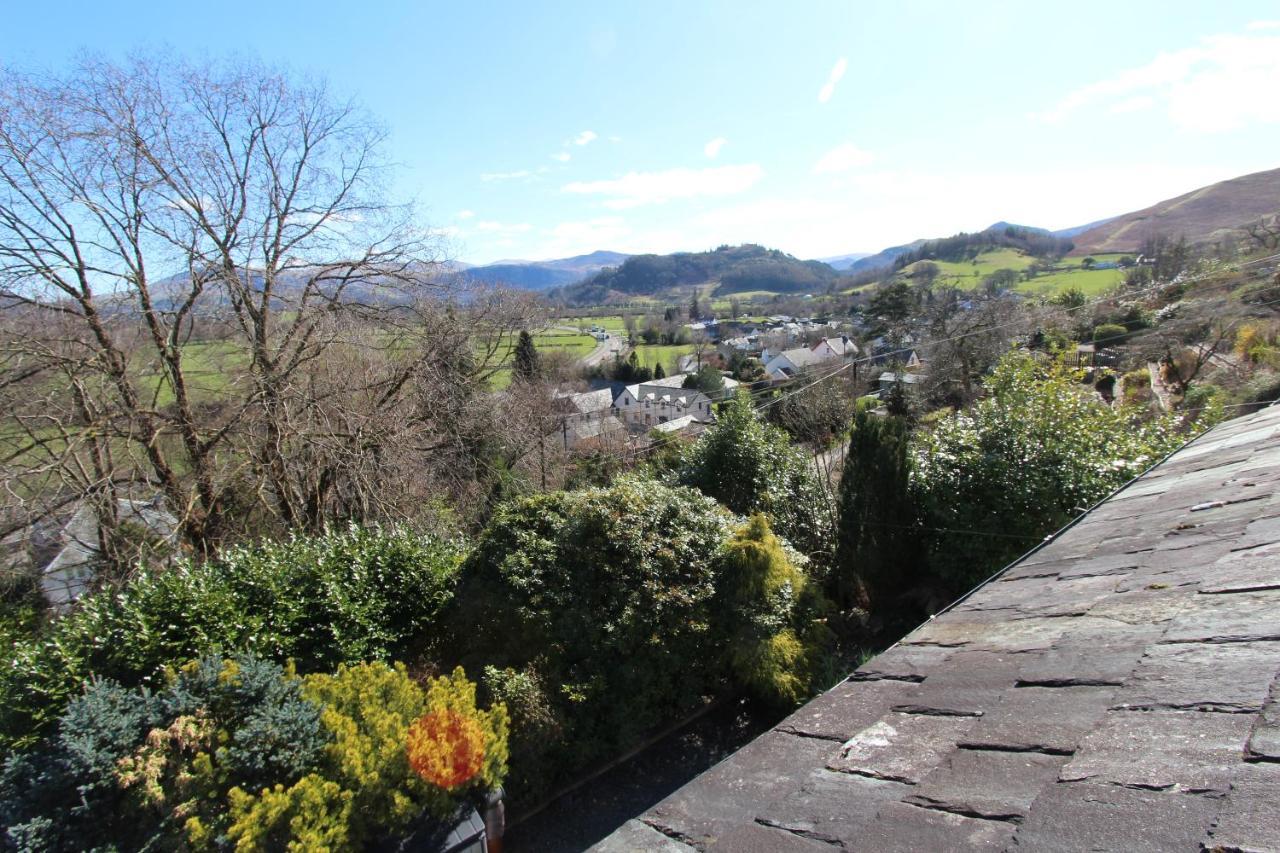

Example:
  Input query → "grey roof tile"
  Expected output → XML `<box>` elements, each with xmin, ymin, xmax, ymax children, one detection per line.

<box><xmin>755</xmin><ymin>769</ymin><xmax>911</xmax><ymax>846</ymax></box>
<box><xmin>856</xmin><ymin>802</ymin><xmax>1017</xmax><ymax>852</ymax></box>
<box><xmin>1203</xmin><ymin>765</ymin><xmax>1280</xmax><ymax>851</ymax></box>
<box><xmin>904</xmin><ymin>748</ymin><xmax>1068</xmax><ymax>821</ymax></box>
<box><xmin>959</xmin><ymin>686</ymin><xmax>1118</xmax><ymax>754</ymax></box>
<box><xmin>826</xmin><ymin>711</ymin><xmax>975</xmax><ymax>784</ymax></box>
<box><xmin>1059</xmin><ymin>709</ymin><xmax>1253</xmax><ymax>792</ymax></box>
<box><xmin>1012</xmin><ymin>783</ymin><xmax>1222</xmax><ymax>852</ymax></box>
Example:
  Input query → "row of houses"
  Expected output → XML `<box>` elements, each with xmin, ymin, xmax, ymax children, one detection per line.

<box><xmin>551</xmin><ymin>371</ymin><xmax>743</xmax><ymax>450</ymax></box>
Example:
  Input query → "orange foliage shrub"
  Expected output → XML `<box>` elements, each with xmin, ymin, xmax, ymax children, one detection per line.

<box><xmin>406</xmin><ymin>708</ymin><xmax>486</xmax><ymax>790</ymax></box>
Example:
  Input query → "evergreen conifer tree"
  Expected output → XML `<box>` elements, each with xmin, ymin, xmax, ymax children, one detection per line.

<box><xmin>835</xmin><ymin>410</ymin><xmax>920</xmax><ymax>610</ymax></box>
<box><xmin>513</xmin><ymin>330</ymin><xmax>540</xmax><ymax>382</ymax></box>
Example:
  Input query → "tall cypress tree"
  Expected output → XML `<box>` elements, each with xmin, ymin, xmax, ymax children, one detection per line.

<box><xmin>513</xmin><ymin>330</ymin><xmax>540</xmax><ymax>382</ymax></box>
<box><xmin>653</xmin><ymin>362</ymin><xmax>666</xmax><ymax>379</ymax></box>
<box><xmin>835</xmin><ymin>410</ymin><xmax>921</xmax><ymax>611</ymax></box>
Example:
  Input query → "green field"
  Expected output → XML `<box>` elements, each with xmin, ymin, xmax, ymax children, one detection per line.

<box><xmin>632</xmin><ymin>344</ymin><xmax>696</xmax><ymax>374</ymax></box>
<box><xmin>558</xmin><ymin>314</ymin><xmax>628</xmax><ymax>334</ymax></box>
<box><xmin>483</xmin><ymin>327</ymin><xmax>598</xmax><ymax>390</ymax></box>
<box><xmin>1016</xmin><ymin>266</ymin><xmax>1125</xmax><ymax>297</ymax></box>
<box><xmin>892</xmin><ymin>250</ymin><xmax>1131</xmax><ymax>299</ymax></box>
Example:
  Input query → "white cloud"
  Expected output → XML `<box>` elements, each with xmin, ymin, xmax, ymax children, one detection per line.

<box><xmin>573</xmin><ymin>130</ymin><xmax>598</xmax><ymax>146</ymax></box>
<box><xmin>456</xmin><ymin>209</ymin><xmax>475</xmax><ymax>219</ymax></box>
<box><xmin>704</xmin><ymin>137</ymin><xmax>728</xmax><ymax>158</ymax></box>
<box><xmin>479</xmin><ymin>170</ymin><xmax>532</xmax><ymax>182</ymax></box>
<box><xmin>562</xmin><ymin>163</ymin><xmax>765</xmax><ymax>209</ymax></box>
<box><xmin>529</xmin><ymin>216</ymin><xmax>634</xmax><ymax>259</ymax></box>
<box><xmin>1247</xmin><ymin>20</ymin><xmax>1280</xmax><ymax>30</ymax></box>
<box><xmin>812</xmin><ymin>143</ymin><xmax>874</xmax><ymax>174</ymax></box>
<box><xmin>552</xmin><ymin>151</ymin><xmax>572</xmax><ymax>162</ymax></box>
<box><xmin>539</xmin><ymin>162</ymin><xmax>1248</xmax><ymax>263</ymax></box>
<box><xmin>1035</xmin><ymin>28</ymin><xmax>1280</xmax><ymax>132</ymax></box>
<box><xmin>1109</xmin><ymin>95</ymin><xmax>1156</xmax><ymax>115</ymax></box>
<box><xmin>818</xmin><ymin>57</ymin><xmax>847</xmax><ymax>104</ymax></box>
<box><xmin>476</xmin><ymin>221</ymin><xmax>533</xmax><ymax>234</ymax></box>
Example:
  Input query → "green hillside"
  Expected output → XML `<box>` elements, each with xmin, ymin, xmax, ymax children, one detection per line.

<box><xmin>867</xmin><ymin>249</ymin><xmax>1129</xmax><ymax>298</ymax></box>
<box><xmin>550</xmin><ymin>244</ymin><xmax>841</xmax><ymax>306</ymax></box>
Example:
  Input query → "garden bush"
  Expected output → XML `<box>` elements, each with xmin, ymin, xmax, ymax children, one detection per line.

<box><xmin>447</xmin><ymin>476</ymin><xmax>736</xmax><ymax>798</ymax></box>
<box><xmin>717</xmin><ymin>516</ymin><xmax>833</xmax><ymax>706</ymax></box>
<box><xmin>1092</xmin><ymin>323</ymin><xmax>1129</xmax><ymax>345</ymax></box>
<box><xmin>1</xmin><ymin>656</ymin><xmax>505</xmax><ymax>852</ymax></box>
<box><xmin>0</xmin><ymin>525</ymin><xmax>463</xmax><ymax>752</ymax></box>
<box><xmin>677</xmin><ymin>390</ymin><xmax>833</xmax><ymax>564</ymax></box>
<box><xmin>913</xmin><ymin>352</ymin><xmax>1205</xmax><ymax>591</ymax></box>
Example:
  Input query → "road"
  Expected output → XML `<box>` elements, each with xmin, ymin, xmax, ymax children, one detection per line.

<box><xmin>582</xmin><ymin>331</ymin><xmax>625</xmax><ymax>368</ymax></box>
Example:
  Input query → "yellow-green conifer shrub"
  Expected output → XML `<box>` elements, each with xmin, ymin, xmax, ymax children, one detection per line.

<box><xmin>225</xmin><ymin>663</ymin><xmax>507</xmax><ymax>852</ymax></box>
<box><xmin>720</xmin><ymin>515</ymin><xmax>832</xmax><ymax>706</ymax></box>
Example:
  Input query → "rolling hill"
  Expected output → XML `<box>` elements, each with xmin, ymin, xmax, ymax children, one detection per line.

<box><xmin>549</xmin><ymin>244</ymin><xmax>842</xmax><ymax>306</ymax></box>
<box><xmin>1071</xmin><ymin>166</ymin><xmax>1280</xmax><ymax>254</ymax></box>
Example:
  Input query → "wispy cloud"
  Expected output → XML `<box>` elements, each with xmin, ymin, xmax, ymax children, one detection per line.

<box><xmin>562</xmin><ymin>164</ymin><xmax>765</xmax><ymax>209</ymax></box>
<box><xmin>1034</xmin><ymin>27</ymin><xmax>1280</xmax><ymax>132</ymax></box>
<box><xmin>704</xmin><ymin>137</ymin><xmax>728</xmax><ymax>158</ymax></box>
<box><xmin>456</xmin><ymin>209</ymin><xmax>475</xmax><ymax>219</ymax></box>
<box><xmin>552</xmin><ymin>152</ymin><xmax>571</xmax><ymax>163</ymax></box>
<box><xmin>818</xmin><ymin>57</ymin><xmax>847</xmax><ymax>104</ymax></box>
<box><xmin>479</xmin><ymin>170</ymin><xmax>532</xmax><ymax>182</ymax></box>
<box><xmin>573</xmin><ymin>130</ymin><xmax>598</xmax><ymax>146</ymax></box>
<box><xmin>1247</xmin><ymin>20</ymin><xmax>1280</xmax><ymax>30</ymax></box>
<box><xmin>812</xmin><ymin>143</ymin><xmax>874</xmax><ymax>174</ymax></box>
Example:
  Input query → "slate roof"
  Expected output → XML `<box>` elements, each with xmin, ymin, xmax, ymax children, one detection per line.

<box><xmin>594</xmin><ymin>403</ymin><xmax>1280</xmax><ymax>852</ymax></box>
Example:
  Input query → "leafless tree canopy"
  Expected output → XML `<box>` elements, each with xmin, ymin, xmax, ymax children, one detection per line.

<box><xmin>0</xmin><ymin>55</ymin><xmax>534</xmax><ymax>567</ymax></box>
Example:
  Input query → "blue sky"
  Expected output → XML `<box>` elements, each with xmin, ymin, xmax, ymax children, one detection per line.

<box><xmin>4</xmin><ymin>1</ymin><xmax>1279</xmax><ymax>264</ymax></box>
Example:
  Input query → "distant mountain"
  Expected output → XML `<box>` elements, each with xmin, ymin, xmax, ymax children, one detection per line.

<box><xmin>454</xmin><ymin>251</ymin><xmax>631</xmax><ymax>291</ymax></box>
<box><xmin>818</xmin><ymin>252</ymin><xmax>872</xmax><ymax>271</ymax></box>
<box><xmin>1052</xmin><ymin>217</ymin><xmax>1114</xmax><ymax>240</ymax></box>
<box><xmin>550</xmin><ymin>244</ymin><xmax>842</xmax><ymax>306</ymax></box>
<box><xmin>1071</xmin><ymin>166</ymin><xmax>1280</xmax><ymax>254</ymax></box>
<box><xmin>846</xmin><ymin>240</ymin><xmax>929</xmax><ymax>274</ymax></box>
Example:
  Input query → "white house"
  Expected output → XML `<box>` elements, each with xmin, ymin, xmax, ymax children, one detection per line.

<box><xmin>37</xmin><ymin>498</ymin><xmax>178</xmax><ymax>611</ymax></box>
<box><xmin>763</xmin><ymin>346</ymin><xmax>835</xmax><ymax>380</ymax></box>
<box><xmin>812</xmin><ymin>335</ymin><xmax>858</xmax><ymax>360</ymax></box>
<box><xmin>614</xmin><ymin>374</ymin><xmax>716</xmax><ymax>427</ymax></box>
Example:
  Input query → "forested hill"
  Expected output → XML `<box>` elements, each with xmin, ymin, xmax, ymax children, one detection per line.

<box><xmin>890</xmin><ymin>224</ymin><xmax>1074</xmax><ymax>269</ymax></box>
<box><xmin>549</xmin><ymin>243</ymin><xmax>841</xmax><ymax>305</ymax></box>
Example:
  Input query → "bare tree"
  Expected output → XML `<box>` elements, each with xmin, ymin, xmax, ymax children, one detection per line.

<box><xmin>0</xmin><ymin>55</ymin><xmax>516</xmax><ymax>559</ymax></box>
<box><xmin>920</xmin><ymin>286</ymin><xmax>1020</xmax><ymax>405</ymax></box>
<box><xmin>1245</xmin><ymin>215</ymin><xmax>1280</xmax><ymax>252</ymax></box>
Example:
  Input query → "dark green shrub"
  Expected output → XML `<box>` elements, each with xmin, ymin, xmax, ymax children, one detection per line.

<box><xmin>835</xmin><ymin>412</ymin><xmax>921</xmax><ymax>611</ymax></box>
<box><xmin>677</xmin><ymin>390</ymin><xmax>833</xmax><ymax>564</ymax></box>
<box><xmin>1092</xmin><ymin>323</ymin><xmax>1128</xmax><ymax>344</ymax></box>
<box><xmin>447</xmin><ymin>477</ymin><xmax>736</xmax><ymax>797</ymax></box>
